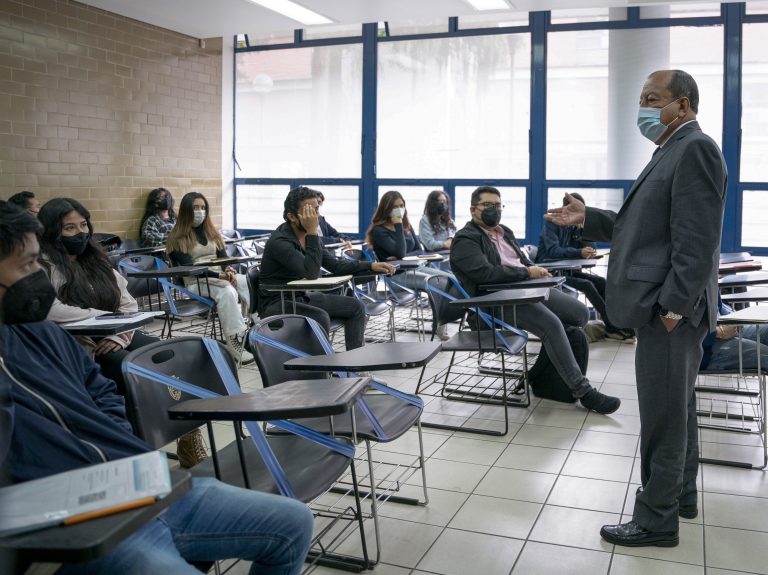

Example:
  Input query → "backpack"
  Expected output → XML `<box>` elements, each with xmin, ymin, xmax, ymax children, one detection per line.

<box><xmin>528</xmin><ymin>325</ymin><xmax>589</xmax><ymax>403</ymax></box>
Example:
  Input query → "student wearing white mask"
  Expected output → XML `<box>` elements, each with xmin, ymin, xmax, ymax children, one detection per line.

<box><xmin>366</xmin><ymin>191</ymin><xmax>452</xmax><ymax>338</ymax></box>
<box><xmin>166</xmin><ymin>192</ymin><xmax>253</xmax><ymax>363</ymax></box>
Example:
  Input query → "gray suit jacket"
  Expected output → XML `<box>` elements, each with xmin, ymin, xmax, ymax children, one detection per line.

<box><xmin>583</xmin><ymin>121</ymin><xmax>726</xmax><ymax>330</ymax></box>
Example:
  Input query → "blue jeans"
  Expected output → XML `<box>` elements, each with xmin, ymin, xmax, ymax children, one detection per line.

<box><xmin>706</xmin><ymin>324</ymin><xmax>768</xmax><ymax>371</ymax></box>
<box><xmin>57</xmin><ymin>478</ymin><xmax>313</xmax><ymax>575</ymax></box>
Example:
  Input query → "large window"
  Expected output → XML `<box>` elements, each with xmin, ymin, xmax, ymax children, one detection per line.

<box><xmin>547</xmin><ymin>26</ymin><xmax>724</xmax><ymax>180</ymax></box>
<box><xmin>377</xmin><ymin>34</ymin><xmax>531</xmax><ymax>179</ymax></box>
<box><xmin>235</xmin><ymin>45</ymin><xmax>363</xmax><ymax>178</ymax></box>
<box><xmin>740</xmin><ymin>23</ymin><xmax>768</xmax><ymax>182</ymax></box>
<box><xmin>741</xmin><ymin>190</ymin><xmax>768</xmax><ymax>247</ymax></box>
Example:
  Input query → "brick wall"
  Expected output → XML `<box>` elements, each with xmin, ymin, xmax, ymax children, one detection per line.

<box><xmin>0</xmin><ymin>0</ymin><xmax>223</xmax><ymax>240</ymax></box>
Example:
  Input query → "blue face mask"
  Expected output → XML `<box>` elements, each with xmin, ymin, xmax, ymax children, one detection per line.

<box><xmin>636</xmin><ymin>99</ymin><xmax>681</xmax><ymax>142</ymax></box>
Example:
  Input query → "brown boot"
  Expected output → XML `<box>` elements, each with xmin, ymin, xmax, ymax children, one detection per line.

<box><xmin>176</xmin><ymin>428</ymin><xmax>208</xmax><ymax>468</ymax></box>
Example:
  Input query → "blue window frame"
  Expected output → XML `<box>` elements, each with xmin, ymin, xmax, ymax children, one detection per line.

<box><xmin>233</xmin><ymin>3</ymin><xmax>768</xmax><ymax>255</ymax></box>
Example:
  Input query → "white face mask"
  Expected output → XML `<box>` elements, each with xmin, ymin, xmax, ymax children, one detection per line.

<box><xmin>390</xmin><ymin>207</ymin><xmax>405</xmax><ymax>219</ymax></box>
<box><xmin>192</xmin><ymin>210</ymin><xmax>206</xmax><ymax>227</ymax></box>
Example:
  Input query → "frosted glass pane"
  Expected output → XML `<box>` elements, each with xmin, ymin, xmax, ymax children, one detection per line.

<box><xmin>236</xmin><ymin>185</ymin><xmax>291</xmax><ymax>230</ymax></box>
<box><xmin>547</xmin><ymin>27</ymin><xmax>723</xmax><ymax>180</ymax></box>
<box><xmin>455</xmin><ymin>186</ymin><xmax>526</xmax><ymax>239</ymax></box>
<box><xmin>741</xmin><ymin>24</ymin><xmax>768</xmax><ymax>182</ymax></box>
<box><xmin>314</xmin><ymin>186</ymin><xmax>360</xmax><ymax>234</ymax></box>
<box><xmin>235</xmin><ymin>45</ymin><xmax>363</xmax><ymax>178</ymax></box>
<box><xmin>378</xmin><ymin>34</ymin><xmax>530</xmax><ymax>179</ymax></box>
<box><xmin>746</xmin><ymin>1</ymin><xmax>768</xmax><ymax>15</ymax></box>
<box><xmin>303</xmin><ymin>24</ymin><xmax>362</xmax><ymax>40</ymax></box>
<box><xmin>741</xmin><ymin>191</ymin><xmax>768</xmax><ymax>247</ymax></box>
<box><xmin>459</xmin><ymin>12</ymin><xmax>529</xmax><ymax>29</ymax></box>
<box><xmin>550</xmin><ymin>7</ymin><xmax>623</xmax><ymax>24</ymax></box>
<box><xmin>546</xmin><ymin>188</ymin><xmax>624</xmax><ymax>214</ymax></box>
<box><xmin>641</xmin><ymin>3</ymin><xmax>721</xmax><ymax>18</ymax></box>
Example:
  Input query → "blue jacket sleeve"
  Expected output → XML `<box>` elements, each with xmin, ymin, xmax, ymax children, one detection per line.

<box><xmin>537</xmin><ymin>222</ymin><xmax>582</xmax><ymax>261</ymax></box>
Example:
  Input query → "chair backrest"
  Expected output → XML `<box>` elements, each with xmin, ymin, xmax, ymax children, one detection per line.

<box><xmin>425</xmin><ymin>274</ymin><xmax>467</xmax><ymax>327</ymax></box>
<box><xmin>249</xmin><ymin>314</ymin><xmax>330</xmax><ymax>387</ymax></box>
<box><xmin>92</xmin><ymin>232</ymin><xmax>122</xmax><ymax>252</ymax></box>
<box><xmin>246</xmin><ymin>265</ymin><xmax>260</xmax><ymax>317</ymax></box>
<box><xmin>122</xmin><ymin>337</ymin><xmax>236</xmax><ymax>448</ymax></box>
<box><xmin>118</xmin><ymin>255</ymin><xmax>160</xmax><ymax>300</ymax></box>
<box><xmin>121</xmin><ymin>239</ymin><xmax>142</xmax><ymax>251</ymax></box>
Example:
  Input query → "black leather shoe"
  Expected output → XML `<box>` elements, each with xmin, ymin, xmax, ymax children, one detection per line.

<box><xmin>635</xmin><ymin>487</ymin><xmax>698</xmax><ymax>519</ymax></box>
<box><xmin>600</xmin><ymin>521</ymin><xmax>679</xmax><ymax>547</ymax></box>
<box><xmin>678</xmin><ymin>503</ymin><xmax>698</xmax><ymax>519</ymax></box>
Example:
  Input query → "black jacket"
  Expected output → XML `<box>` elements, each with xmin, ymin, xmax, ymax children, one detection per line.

<box><xmin>449</xmin><ymin>221</ymin><xmax>533</xmax><ymax>297</ymax></box>
<box><xmin>318</xmin><ymin>216</ymin><xmax>347</xmax><ymax>245</ymax></box>
<box><xmin>258</xmin><ymin>222</ymin><xmax>372</xmax><ymax>313</ymax></box>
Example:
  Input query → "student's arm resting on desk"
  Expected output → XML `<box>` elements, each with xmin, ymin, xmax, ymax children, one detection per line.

<box><xmin>450</xmin><ymin>232</ymin><xmax>530</xmax><ymax>285</ymax></box>
<box><xmin>537</xmin><ymin>221</ymin><xmax>582</xmax><ymax>261</ymax></box>
<box><xmin>322</xmin><ymin>250</ymin><xmax>371</xmax><ymax>276</ymax></box>
<box><xmin>168</xmin><ymin>250</ymin><xmax>223</xmax><ymax>279</ymax></box>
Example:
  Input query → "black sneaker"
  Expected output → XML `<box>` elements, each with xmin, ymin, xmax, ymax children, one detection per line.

<box><xmin>580</xmin><ymin>388</ymin><xmax>621</xmax><ymax>414</ymax></box>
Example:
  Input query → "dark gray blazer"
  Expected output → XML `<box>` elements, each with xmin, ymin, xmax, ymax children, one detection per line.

<box><xmin>583</xmin><ymin>121</ymin><xmax>726</xmax><ymax>330</ymax></box>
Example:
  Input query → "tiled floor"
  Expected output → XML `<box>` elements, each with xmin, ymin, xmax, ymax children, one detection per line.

<box><xmin>168</xmin><ymin>318</ymin><xmax>768</xmax><ymax>575</ymax></box>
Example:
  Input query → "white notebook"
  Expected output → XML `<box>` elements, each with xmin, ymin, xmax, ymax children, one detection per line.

<box><xmin>0</xmin><ymin>451</ymin><xmax>172</xmax><ymax>537</ymax></box>
<box><xmin>287</xmin><ymin>275</ymin><xmax>352</xmax><ymax>286</ymax></box>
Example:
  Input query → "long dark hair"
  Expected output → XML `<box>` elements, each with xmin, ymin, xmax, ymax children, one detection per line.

<box><xmin>424</xmin><ymin>190</ymin><xmax>456</xmax><ymax>234</ymax></box>
<box><xmin>38</xmin><ymin>198</ymin><xmax>121</xmax><ymax>311</ymax></box>
<box><xmin>365</xmin><ymin>190</ymin><xmax>413</xmax><ymax>246</ymax></box>
<box><xmin>166</xmin><ymin>192</ymin><xmax>224</xmax><ymax>254</ymax></box>
<box><xmin>139</xmin><ymin>188</ymin><xmax>175</xmax><ymax>232</ymax></box>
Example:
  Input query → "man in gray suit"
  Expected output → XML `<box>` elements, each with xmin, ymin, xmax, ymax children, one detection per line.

<box><xmin>546</xmin><ymin>70</ymin><xmax>726</xmax><ymax>547</ymax></box>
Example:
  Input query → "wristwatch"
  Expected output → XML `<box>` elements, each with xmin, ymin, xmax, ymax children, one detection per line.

<box><xmin>659</xmin><ymin>308</ymin><xmax>683</xmax><ymax>321</ymax></box>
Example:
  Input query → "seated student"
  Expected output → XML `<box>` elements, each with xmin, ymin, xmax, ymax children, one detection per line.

<box><xmin>140</xmin><ymin>187</ymin><xmax>177</xmax><ymax>247</ymax></box>
<box><xmin>0</xmin><ymin>202</ymin><xmax>314</xmax><ymax>575</ymax></box>
<box><xmin>450</xmin><ymin>185</ymin><xmax>621</xmax><ymax>414</ymax></box>
<box><xmin>7</xmin><ymin>190</ymin><xmax>40</xmax><ymax>216</ymax></box>
<box><xmin>316</xmin><ymin>191</ymin><xmax>352</xmax><ymax>250</ymax></box>
<box><xmin>38</xmin><ymin>198</ymin><xmax>159</xmax><ymax>393</ymax></box>
<box><xmin>166</xmin><ymin>192</ymin><xmax>253</xmax><ymax>364</ymax></box>
<box><xmin>701</xmin><ymin>296</ymin><xmax>768</xmax><ymax>372</ymax></box>
<box><xmin>259</xmin><ymin>186</ymin><xmax>395</xmax><ymax>350</ymax></box>
<box><xmin>418</xmin><ymin>190</ymin><xmax>456</xmax><ymax>252</ymax></box>
<box><xmin>536</xmin><ymin>193</ymin><xmax>634</xmax><ymax>341</ymax></box>
<box><xmin>36</xmin><ymin>198</ymin><xmax>207</xmax><ymax>468</ymax></box>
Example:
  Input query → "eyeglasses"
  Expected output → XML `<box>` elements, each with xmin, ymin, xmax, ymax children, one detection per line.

<box><xmin>473</xmin><ymin>202</ymin><xmax>504</xmax><ymax>210</ymax></box>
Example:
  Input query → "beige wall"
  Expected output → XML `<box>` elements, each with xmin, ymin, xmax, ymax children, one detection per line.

<box><xmin>0</xmin><ymin>0</ymin><xmax>223</xmax><ymax>239</ymax></box>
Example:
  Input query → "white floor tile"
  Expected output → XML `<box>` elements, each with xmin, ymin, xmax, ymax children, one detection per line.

<box><xmin>703</xmin><ymin>492</ymin><xmax>768</xmax><ymax>532</ymax></box>
<box><xmin>511</xmin><ymin>541</ymin><xmax>611</xmax><ymax>575</ymax></box>
<box><xmin>474</xmin><ymin>467</ymin><xmax>558</xmax><ymax>504</ymax></box>
<box><xmin>547</xmin><ymin>475</ymin><xmax>628</xmax><ymax>513</ymax></box>
<box><xmin>609</xmin><ymin>554</ymin><xmax>704</xmax><ymax>575</ymax></box>
<box><xmin>448</xmin><ymin>494</ymin><xmax>542</xmax><ymax>539</ymax></box>
<box><xmin>527</xmin><ymin>405</ymin><xmax>588</xmax><ymax>429</ymax></box>
<box><xmin>529</xmin><ymin>505</ymin><xmax>618</xmax><ymax>552</ymax></box>
<box><xmin>416</xmin><ymin>528</ymin><xmax>524</xmax><ymax>575</ymax></box>
<box><xmin>410</xmin><ymin>457</ymin><xmax>489</xmax><ymax>493</ymax></box>
<box><xmin>495</xmin><ymin>444</ymin><xmax>570</xmax><ymax>474</ymax></box>
<box><xmin>573</xmin><ymin>430</ymin><xmax>639</xmax><ymax>457</ymax></box>
<box><xmin>431</xmin><ymin>436</ymin><xmax>507</xmax><ymax>465</ymax></box>
<box><xmin>511</xmin><ymin>424</ymin><xmax>580</xmax><ymax>450</ymax></box>
<box><xmin>561</xmin><ymin>450</ymin><xmax>634</xmax><ymax>482</ymax></box>
<box><xmin>705</xmin><ymin>526</ymin><xmax>768</xmax><ymax>574</ymax></box>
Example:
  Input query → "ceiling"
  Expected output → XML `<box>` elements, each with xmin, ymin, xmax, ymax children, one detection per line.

<box><xmin>77</xmin><ymin>0</ymin><xmax>742</xmax><ymax>39</ymax></box>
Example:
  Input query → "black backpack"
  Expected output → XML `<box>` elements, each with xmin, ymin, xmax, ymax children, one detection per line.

<box><xmin>528</xmin><ymin>325</ymin><xmax>589</xmax><ymax>403</ymax></box>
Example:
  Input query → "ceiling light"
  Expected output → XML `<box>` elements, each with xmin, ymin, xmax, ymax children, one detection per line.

<box><xmin>245</xmin><ymin>0</ymin><xmax>332</xmax><ymax>26</ymax></box>
<box><xmin>465</xmin><ymin>0</ymin><xmax>510</xmax><ymax>11</ymax></box>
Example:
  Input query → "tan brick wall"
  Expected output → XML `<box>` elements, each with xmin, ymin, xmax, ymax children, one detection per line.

<box><xmin>0</xmin><ymin>0</ymin><xmax>223</xmax><ymax>240</ymax></box>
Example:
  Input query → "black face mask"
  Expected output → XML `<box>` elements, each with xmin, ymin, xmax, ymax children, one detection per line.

<box><xmin>480</xmin><ymin>207</ymin><xmax>502</xmax><ymax>228</ymax></box>
<box><xmin>0</xmin><ymin>270</ymin><xmax>56</xmax><ymax>325</ymax></box>
<box><xmin>60</xmin><ymin>232</ymin><xmax>90</xmax><ymax>256</ymax></box>
<box><xmin>156</xmin><ymin>198</ymin><xmax>170</xmax><ymax>210</ymax></box>
<box><xmin>435</xmin><ymin>204</ymin><xmax>446</xmax><ymax>215</ymax></box>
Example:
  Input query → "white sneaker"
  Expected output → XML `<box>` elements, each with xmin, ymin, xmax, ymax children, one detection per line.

<box><xmin>435</xmin><ymin>324</ymin><xmax>450</xmax><ymax>341</ymax></box>
<box><xmin>227</xmin><ymin>334</ymin><xmax>254</xmax><ymax>364</ymax></box>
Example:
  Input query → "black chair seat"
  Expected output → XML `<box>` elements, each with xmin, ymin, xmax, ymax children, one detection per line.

<box><xmin>442</xmin><ymin>330</ymin><xmax>527</xmax><ymax>354</ymax></box>
<box><xmin>190</xmin><ymin>434</ymin><xmax>353</xmax><ymax>503</ymax></box>
<box><xmin>163</xmin><ymin>299</ymin><xmax>211</xmax><ymax>318</ymax></box>
<box><xmin>275</xmin><ymin>395</ymin><xmax>420</xmax><ymax>443</ymax></box>
<box><xmin>365</xmin><ymin>301</ymin><xmax>391</xmax><ymax>317</ymax></box>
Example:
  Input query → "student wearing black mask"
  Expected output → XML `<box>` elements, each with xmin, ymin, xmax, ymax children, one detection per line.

<box><xmin>140</xmin><ymin>187</ymin><xmax>177</xmax><ymax>247</ymax></box>
<box><xmin>37</xmin><ymin>198</ymin><xmax>207</xmax><ymax>467</ymax></box>
<box><xmin>418</xmin><ymin>190</ymin><xmax>456</xmax><ymax>252</ymax></box>
<box><xmin>450</xmin><ymin>186</ymin><xmax>621</xmax><ymax>414</ymax></box>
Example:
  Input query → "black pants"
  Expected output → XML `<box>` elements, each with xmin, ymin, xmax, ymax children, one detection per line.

<box><xmin>564</xmin><ymin>271</ymin><xmax>621</xmax><ymax>332</ymax></box>
<box><xmin>261</xmin><ymin>292</ymin><xmax>367</xmax><ymax>350</ymax></box>
<box><xmin>96</xmin><ymin>331</ymin><xmax>160</xmax><ymax>395</ymax></box>
<box><xmin>632</xmin><ymin>314</ymin><xmax>708</xmax><ymax>532</ymax></box>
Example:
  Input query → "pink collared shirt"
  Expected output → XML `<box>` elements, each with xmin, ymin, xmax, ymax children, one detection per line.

<box><xmin>483</xmin><ymin>227</ymin><xmax>526</xmax><ymax>269</ymax></box>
